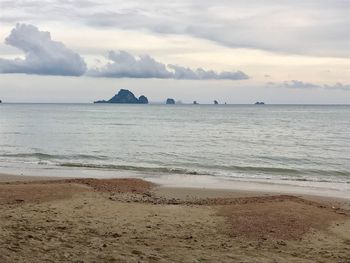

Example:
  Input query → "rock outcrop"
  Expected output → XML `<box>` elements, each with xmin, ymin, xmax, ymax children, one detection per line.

<box><xmin>166</xmin><ymin>98</ymin><xmax>175</xmax><ymax>104</ymax></box>
<box><xmin>94</xmin><ymin>89</ymin><xmax>149</xmax><ymax>104</ymax></box>
<box><xmin>138</xmin><ymin>95</ymin><xmax>149</xmax><ymax>104</ymax></box>
<box><xmin>214</xmin><ymin>100</ymin><xmax>219</xmax><ymax>104</ymax></box>
<box><xmin>255</xmin><ymin>102</ymin><xmax>265</xmax><ymax>105</ymax></box>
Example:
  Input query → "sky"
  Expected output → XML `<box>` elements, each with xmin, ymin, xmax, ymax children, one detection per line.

<box><xmin>0</xmin><ymin>0</ymin><xmax>350</xmax><ymax>104</ymax></box>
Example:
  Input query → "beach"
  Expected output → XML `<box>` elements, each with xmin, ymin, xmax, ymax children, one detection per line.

<box><xmin>1</xmin><ymin>2</ymin><xmax>350</xmax><ymax>262</ymax></box>
<box><xmin>1</xmin><ymin>174</ymin><xmax>350</xmax><ymax>263</ymax></box>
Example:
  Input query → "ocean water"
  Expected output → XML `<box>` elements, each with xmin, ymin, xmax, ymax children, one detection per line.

<box><xmin>0</xmin><ymin>104</ymin><xmax>350</xmax><ymax>189</ymax></box>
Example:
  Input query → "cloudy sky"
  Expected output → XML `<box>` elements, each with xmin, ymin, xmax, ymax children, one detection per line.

<box><xmin>0</xmin><ymin>0</ymin><xmax>349</xmax><ymax>103</ymax></box>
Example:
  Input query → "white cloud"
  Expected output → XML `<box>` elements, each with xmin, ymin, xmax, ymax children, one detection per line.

<box><xmin>168</xmin><ymin>64</ymin><xmax>248</xmax><ymax>80</ymax></box>
<box><xmin>324</xmin><ymin>83</ymin><xmax>350</xmax><ymax>91</ymax></box>
<box><xmin>271</xmin><ymin>80</ymin><xmax>319</xmax><ymax>89</ymax></box>
<box><xmin>89</xmin><ymin>50</ymin><xmax>249</xmax><ymax>80</ymax></box>
<box><xmin>0</xmin><ymin>23</ymin><xmax>87</xmax><ymax>76</ymax></box>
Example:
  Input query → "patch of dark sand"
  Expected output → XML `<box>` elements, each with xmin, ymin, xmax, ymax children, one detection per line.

<box><xmin>0</xmin><ymin>183</ymin><xmax>89</xmax><ymax>204</ymax></box>
<box><xmin>0</xmin><ymin>178</ymin><xmax>155</xmax><ymax>204</ymax></box>
<box><xmin>217</xmin><ymin>197</ymin><xmax>349</xmax><ymax>240</ymax></box>
<box><xmin>108</xmin><ymin>192</ymin><xmax>350</xmax><ymax>241</ymax></box>
<box><xmin>62</xmin><ymin>178</ymin><xmax>155</xmax><ymax>194</ymax></box>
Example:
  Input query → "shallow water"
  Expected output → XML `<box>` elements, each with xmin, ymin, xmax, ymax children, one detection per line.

<box><xmin>0</xmin><ymin>104</ymin><xmax>349</xmax><ymax>188</ymax></box>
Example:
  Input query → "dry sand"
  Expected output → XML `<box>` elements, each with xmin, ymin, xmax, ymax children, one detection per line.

<box><xmin>0</xmin><ymin>175</ymin><xmax>350</xmax><ymax>263</ymax></box>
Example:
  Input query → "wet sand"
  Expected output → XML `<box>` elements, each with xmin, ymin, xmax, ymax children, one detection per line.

<box><xmin>1</xmin><ymin>174</ymin><xmax>350</xmax><ymax>262</ymax></box>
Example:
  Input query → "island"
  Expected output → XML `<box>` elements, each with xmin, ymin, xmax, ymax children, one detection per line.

<box><xmin>214</xmin><ymin>100</ymin><xmax>219</xmax><ymax>104</ymax></box>
<box><xmin>193</xmin><ymin>101</ymin><xmax>198</xmax><ymax>105</ymax></box>
<box><xmin>94</xmin><ymin>89</ymin><xmax>149</xmax><ymax>104</ymax></box>
<box><xmin>255</xmin><ymin>101</ymin><xmax>265</xmax><ymax>105</ymax></box>
<box><xmin>166</xmin><ymin>98</ymin><xmax>175</xmax><ymax>104</ymax></box>
<box><xmin>138</xmin><ymin>95</ymin><xmax>149</xmax><ymax>104</ymax></box>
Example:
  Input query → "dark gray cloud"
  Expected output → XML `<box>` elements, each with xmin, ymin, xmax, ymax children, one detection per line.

<box><xmin>1</xmin><ymin>1</ymin><xmax>349</xmax><ymax>57</ymax></box>
<box><xmin>89</xmin><ymin>50</ymin><xmax>249</xmax><ymax>80</ymax></box>
<box><xmin>0</xmin><ymin>24</ymin><xmax>248</xmax><ymax>79</ymax></box>
<box><xmin>267</xmin><ymin>80</ymin><xmax>350</xmax><ymax>91</ymax></box>
<box><xmin>0</xmin><ymin>24</ymin><xmax>87</xmax><ymax>76</ymax></box>
<box><xmin>88</xmin><ymin>51</ymin><xmax>173</xmax><ymax>78</ymax></box>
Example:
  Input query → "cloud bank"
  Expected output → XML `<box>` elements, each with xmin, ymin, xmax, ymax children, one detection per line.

<box><xmin>1</xmin><ymin>1</ymin><xmax>349</xmax><ymax>57</ymax></box>
<box><xmin>89</xmin><ymin>50</ymin><xmax>249</xmax><ymax>80</ymax></box>
<box><xmin>0</xmin><ymin>24</ymin><xmax>87</xmax><ymax>76</ymax></box>
<box><xmin>0</xmin><ymin>24</ymin><xmax>248</xmax><ymax>80</ymax></box>
<box><xmin>267</xmin><ymin>80</ymin><xmax>350</xmax><ymax>91</ymax></box>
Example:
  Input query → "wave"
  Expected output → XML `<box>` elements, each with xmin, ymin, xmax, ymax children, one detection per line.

<box><xmin>1</xmin><ymin>153</ymin><xmax>349</xmax><ymax>181</ymax></box>
<box><xmin>197</xmin><ymin>164</ymin><xmax>350</xmax><ymax>177</ymax></box>
<box><xmin>58</xmin><ymin>162</ymin><xmax>206</xmax><ymax>175</ymax></box>
<box><xmin>0</xmin><ymin>153</ymin><xmax>107</xmax><ymax>160</ymax></box>
<box><xmin>1</xmin><ymin>153</ymin><xmax>58</xmax><ymax>159</ymax></box>
<box><xmin>57</xmin><ymin>162</ymin><xmax>350</xmax><ymax>182</ymax></box>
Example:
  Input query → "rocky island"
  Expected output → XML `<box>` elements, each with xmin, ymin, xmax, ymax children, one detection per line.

<box><xmin>166</xmin><ymin>98</ymin><xmax>175</xmax><ymax>104</ymax></box>
<box><xmin>94</xmin><ymin>89</ymin><xmax>148</xmax><ymax>104</ymax></box>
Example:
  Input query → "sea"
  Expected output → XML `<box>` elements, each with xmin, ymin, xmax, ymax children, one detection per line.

<box><xmin>0</xmin><ymin>104</ymin><xmax>349</xmax><ymax>193</ymax></box>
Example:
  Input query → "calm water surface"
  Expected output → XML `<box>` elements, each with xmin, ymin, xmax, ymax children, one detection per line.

<box><xmin>0</xmin><ymin>104</ymin><xmax>349</xmax><ymax>187</ymax></box>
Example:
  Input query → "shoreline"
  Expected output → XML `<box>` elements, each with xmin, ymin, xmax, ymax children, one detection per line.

<box><xmin>1</xmin><ymin>160</ymin><xmax>349</xmax><ymax>201</ymax></box>
<box><xmin>2</xmin><ymin>171</ymin><xmax>350</xmax><ymax>198</ymax></box>
<box><xmin>2</xmin><ymin>172</ymin><xmax>350</xmax><ymax>209</ymax></box>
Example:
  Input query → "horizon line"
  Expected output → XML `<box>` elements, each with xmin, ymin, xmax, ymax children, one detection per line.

<box><xmin>1</xmin><ymin>102</ymin><xmax>349</xmax><ymax>106</ymax></box>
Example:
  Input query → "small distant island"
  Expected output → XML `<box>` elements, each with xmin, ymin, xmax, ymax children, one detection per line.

<box><xmin>166</xmin><ymin>98</ymin><xmax>175</xmax><ymax>104</ymax></box>
<box><xmin>255</xmin><ymin>101</ymin><xmax>265</xmax><ymax>105</ymax></box>
<box><xmin>214</xmin><ymin>100</ymin><xmax>219</xmax><ymax>105</ymax></box>
<box><xmin>94</xmin><ymin>89</ymin><xmax>148</xmax><ymax>104</ymax></box>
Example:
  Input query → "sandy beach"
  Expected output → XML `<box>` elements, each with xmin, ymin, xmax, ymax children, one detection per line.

<box><xmin>1</xmin><ymin>1</ymin><xmax>350</xmax><ymax>261</ymax></box>
<box><xmin>0</xmin><ymin>174</ymin><xmax>350</xmax><ymax>263</ymax></box>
